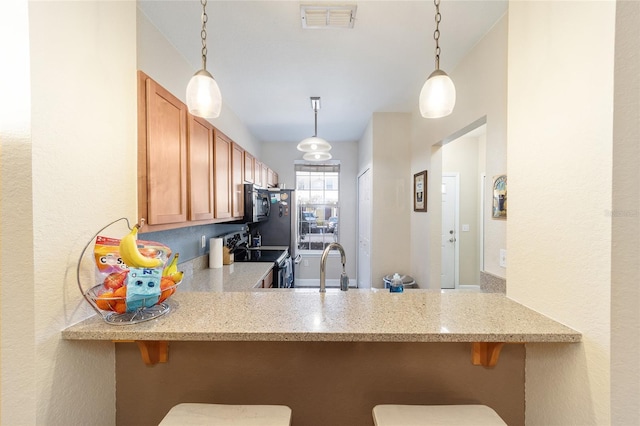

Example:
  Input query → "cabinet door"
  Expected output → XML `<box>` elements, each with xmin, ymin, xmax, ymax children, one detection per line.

<box><xmin>267</xmin><ymin>168</ymin><xmax>276</xmax><ymax>187</ymax></box>
<box><xmin>244</xmin><ymin>151</ymin><xmax>254</xmax><ymax>183</ymax></box>
<box><xmin>214</xmin><ymin>131</ymin><xmax>232</xmax><ymax>219</ymax></box>
<box><xmin>231</xmin><ymin>143</ymin><xmax>244</xmax><ymax>218</ymax></box>
<box><xmin>262</xmin><ymin>269</ymin><xmax>274</xmax><ymax>288</ymax></box>
<box><xmin>254</xmin><ymin>160</ymin><xmax>262</xmax><ymax>187</ymax></box>
<box><xmin>273</xmin><ymin>172</ymin><xmax>279</xmax><ymax>186</ymax></box>
<box><xmin>188</xmin><ymin>115</ymin><xmax>215</xmax><ymax>221</ymax></box>
<box><xmin>144</xmin><ymin>77</ymin><xmax>188</xmax><ymax>225</ymax></box>
<box><xmin>261</xmin><ymin>163</ymin><xmax>269</xmax><ymax>188</ymax></box>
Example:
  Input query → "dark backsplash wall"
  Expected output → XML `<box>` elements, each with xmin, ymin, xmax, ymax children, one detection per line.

<box><xmin>140</xmin><ymin>223</ymin><xmax>247</xmax><ymax>263</ymax></box>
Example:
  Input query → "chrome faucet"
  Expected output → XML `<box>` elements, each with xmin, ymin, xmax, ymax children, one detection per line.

<box><xmin>320</xmin><ymin>242</ymin><xmax>349</xmax><ymax>292</ymax></box>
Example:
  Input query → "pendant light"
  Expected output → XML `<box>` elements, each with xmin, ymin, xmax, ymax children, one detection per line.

<box><xmin>186</xmin><ymin>0</ymin><xmax>222</xmax><ymax>119</ymax></box>
<box><xmin>297</xmin><ymin>97</ymin><xmax>332</xmax><ymax>153</ymax></box>
<box><xmin>419</xmin><ymin>0</ymin><xmax>456</xmax><ymax>118</ymax></box>
<box><xmin>303</xmin><ymin>151</ymin><xmax>332</xmax><ymax>161</ymax></box>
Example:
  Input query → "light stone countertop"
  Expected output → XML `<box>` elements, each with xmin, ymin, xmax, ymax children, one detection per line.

<box><xmin>62</xmin><ymin>289</ymin><xmax>581</xmax><ymax>343</ymax></box>
<box><xmin>178</xmin><ymin>262</ymin><xmax>274</xmax><ymax>292</ymax></box>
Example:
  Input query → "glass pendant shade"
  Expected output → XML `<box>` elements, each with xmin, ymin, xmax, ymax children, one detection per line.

<box><xmin>303</xmin><ymin>151</ymin><xmax>332</xmax><ymax>161</ymax></box>
<box><xmin>297</xmin><ymin>136</ymin><xmax>332</xmax><ymax>152</ymax></box>
<box><xmin>186</xmin><ymin>69</ymin><xmax>222</xmax><ymax>119</ymax></box>
<box><xmin>419</xmin><ymin>69</ymin><xmax>456</xmax><ymax>118</ymax></box>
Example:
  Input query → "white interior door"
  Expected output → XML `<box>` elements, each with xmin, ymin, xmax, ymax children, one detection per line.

<box><xmin>357</xmin><ymin>168</ymin><xmax>372</xmax><ymax>289</ymax></box>
<box><xmin>441</xmin><ymin>174</ymin><xmax>459</xmax><ymax>289</ymax></box>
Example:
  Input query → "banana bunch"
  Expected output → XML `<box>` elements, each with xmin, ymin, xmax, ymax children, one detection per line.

<box><xmin>162</xmin><ymin>253</ymin><xmax>184</xmax><ymax>283</ymax></box>
<box><xmin>118</xmin><ymin>224</ymin><xmax>163</xmax><ymax>269</ymax></box>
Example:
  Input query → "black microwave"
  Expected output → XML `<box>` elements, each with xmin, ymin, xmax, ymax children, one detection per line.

<box><xmin>243</xmin><ymin>184</ymin><xmax>270</xmax><ymax>223</ymax></box>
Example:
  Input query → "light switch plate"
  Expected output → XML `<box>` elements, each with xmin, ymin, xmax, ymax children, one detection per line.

<box><xmin>462</xmin><ymin>224</ymin><xmax>470</xmax><ymax>232</ymax></box>
<box><xmin>499</xmin><ymin>249</ymin><xmax>507</xmax><ymax>268</ymax></box>
<box><xmin>201</xmin><ymin>235</ymin><xmax>206</xmax><ymax>249</ymax></box>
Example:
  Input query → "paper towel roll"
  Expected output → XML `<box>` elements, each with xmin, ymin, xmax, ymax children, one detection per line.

<box><xmin>209</xmin><ymin>238</ymin><xmax>223</xmax><ymax>269</ymax></box>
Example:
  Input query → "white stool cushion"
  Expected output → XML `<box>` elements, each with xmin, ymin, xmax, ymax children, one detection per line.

<box><xmin>372</xmin><ymin>404</ymin><xmax>507</xmax><ymax>426</ymax></box>
<box><xmin>159</xmin><ymin>403</ymin><xmax>292</xmax><ymax>426</ymax></box>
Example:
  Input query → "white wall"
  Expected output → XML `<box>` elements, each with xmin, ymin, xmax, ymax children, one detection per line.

<box><xmin>1</xmin><ymin>1</ymin><xmax>138</xmax><ymax>424</ymax></box>
<box><xmin>611</xmin><ymin>2</ymin><xmax>640</xmax><ymax>424</ymax></box>
<box><xmin>411</xmin><ymin>14</ymin><xmax>508</xmax><ymax>289</ymax></box>
<box><xmin>261</xmin><ymin>141</ymin><xmax>358</xmax><ymax>281</ymax></box>
<box><xmin>137</xmin><ymin>10</ymin><xmax>261</xmax><ymax>157</ymax></box>
<box><xmin>507</xmin><ymin>2</ymin><xmax>615</xmax><ymax>424</ymax></box>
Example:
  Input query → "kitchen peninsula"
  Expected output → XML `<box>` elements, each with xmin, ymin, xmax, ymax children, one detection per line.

<box><xmin>63</xmin><ymin>263</ymin><xmax>580</xmax><ymax>426</ymax></box>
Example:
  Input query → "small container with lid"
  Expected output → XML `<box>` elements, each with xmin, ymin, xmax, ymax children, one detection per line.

<box><xmin>389</xmin><ymin>273</ymin><xmax>404</xmax><ymax>293</ymax></box>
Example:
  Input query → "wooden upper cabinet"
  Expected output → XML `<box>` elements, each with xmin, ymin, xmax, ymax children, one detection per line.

<box><xmin>254</xmin><ymin>160</ymin><xmax>262</xmax><ymax>187</ymax></box>
<box><xmin>231</xmin><ymin>143</ymin><xmax>244</xmax><ymax>218</ymax></box>
<box><xmin>214</xmin><ymin>131</ymin><xmax>232</xmax><ymax>219</ymax></box>
<box><xmin>139</xmin><ymin>72</ymin><xmax>188</xmax><ymax>225</ymax></box>
<box><xmin>261</xmin><ymin>163</ymin><xmax>269</xmax><ymax>188</ymax></box>
<box><xmin>244</xmin><ymin>151</ymin><xmax>255</xmax><ymax>183</ymax></box>
<box><xmin>187</xmin><ymin>115</ymin><xmax>215</xmax><ymax>221</ymax></box>
<box><xmin>267</xmin><ymin>168</ymin><xmax>277</xmax><ymax>187</ymax></box>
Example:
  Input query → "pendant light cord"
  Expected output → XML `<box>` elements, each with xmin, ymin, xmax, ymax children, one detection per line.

<box><xmin>200</xmin><ymin>0</ymin><xmax>208</xmax><ymax>70</ymax></box>
<box><xmin>314</xmin><ymin>108</ymin><xmax>318</xmax><ymax>137</ymax></box>
<box><xmin>433</xmin><ymin>0</ymin><xmax>441</xmax><ymax>70</ymax></box>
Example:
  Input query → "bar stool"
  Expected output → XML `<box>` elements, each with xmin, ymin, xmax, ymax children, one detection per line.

<box><xmin>159</xmin><ymin>403</ymin><xmax>292</xmax><ymax>426</ymax></box>
<box><xmin>372</xmin><ymin>404</ymin><xmax>507</xmax><ymax>426</ymax></box>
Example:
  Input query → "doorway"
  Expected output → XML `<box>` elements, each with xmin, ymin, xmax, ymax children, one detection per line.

<box><xmin>440</xmin><ymin>122</ymin><xmax>486</xmax><ymax>290</ymax></box>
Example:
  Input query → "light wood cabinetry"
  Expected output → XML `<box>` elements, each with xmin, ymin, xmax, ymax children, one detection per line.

<box><xmin>254</xmin><ymin>160</ymin><xmax>263</xmax><ymax>187</ymax></box>
<box><xmin>187</xmin><ymin>115</ymin><xmax>215</xmax><ymax>221</ymax></box>
<box><xmin>261</xmin><ymin>163</ymin><xmax>269</xmax><ymax>188</ymax></box>
<box><xmin>138</xmin><ymin>72</ymin><xmax>188</xmax><ymax>226</ymax></box>
<box><xmin>214</xmin><ymin>131</ymin><xmax>232</xmax><ymax>219</ymax></box>
<box><xmin>244</xmin><ymin>151</ymin><xmax>254</xmax><ymax>183</ymax></box>
<box><xmin>231</xmin><ymin>142</ymin><xmax>244</xmax><ymax>218</ymax></box>
<box><xmin>262</xmin><ymin>269</ymin><xmax>274</xmax><ymax>288</ymax></box>
<box><xmin>138</xmin><ymin>71</ymin><xmax>278</xmax><ymax>230</ymax></box>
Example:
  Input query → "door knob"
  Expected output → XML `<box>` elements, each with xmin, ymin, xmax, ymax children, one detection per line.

<box><xmin>449</xmin><ymin>237</ymin><xmax>456</xmax><ymax>243</ymax></box>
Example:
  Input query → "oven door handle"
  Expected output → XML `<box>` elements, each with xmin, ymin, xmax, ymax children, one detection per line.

<box><xmin>293</xmin><ymin>254</ymin><xmax>302</xmax><ymax>265</ymax></box>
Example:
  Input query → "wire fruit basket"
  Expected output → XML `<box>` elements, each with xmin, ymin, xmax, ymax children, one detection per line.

<box><xmin>77</xmin><ymin>218</ymin><xmax>181</xmax><ymax>325</ymax></box>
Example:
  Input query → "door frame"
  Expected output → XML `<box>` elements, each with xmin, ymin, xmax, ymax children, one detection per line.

<box><xmin>442</xmin><ymin>172</ymin><xmax>460</xmax><ymax>289</ymax></box>
<box><xmin>357</xmin><ymin>167</ymin><xmax>372</xmax><ymax>289</ymax></box>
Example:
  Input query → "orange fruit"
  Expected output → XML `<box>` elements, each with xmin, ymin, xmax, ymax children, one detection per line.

<box><xmin>96</xmin><ymin>291</ymin><xmax>115</xmax><ymax>310</ymax></box>
<box><xmin>114</xmin><ymin>286</ymin><xmax>127</xmax><ymax>298</ymax></box>
<box><xmin>114</xmin><ymin>301</ymin><xmax>126</xmax><ymax>314</ymax></box>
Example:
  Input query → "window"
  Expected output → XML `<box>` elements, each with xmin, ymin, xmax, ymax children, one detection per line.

<box><xmin>296</xmin><ymin>163</ymin><xmax>340</xmax><ymax>251</ymax></box>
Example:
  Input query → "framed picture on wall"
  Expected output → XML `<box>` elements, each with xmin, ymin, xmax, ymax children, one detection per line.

<box><xmin>492</xmin><ymin>174</ymin><xmax>507</xmax><ymax>219</ymax></box>
<box><xmin>414</xmin><ymin>170</ymin><xmax>427</xmax><ymax>212</ymax></box>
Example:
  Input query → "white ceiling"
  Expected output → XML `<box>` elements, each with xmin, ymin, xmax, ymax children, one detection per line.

<box><xmin>138</xmin><ymin>0</ymin><xmax>507</xmax><ymax>144</ymax></box>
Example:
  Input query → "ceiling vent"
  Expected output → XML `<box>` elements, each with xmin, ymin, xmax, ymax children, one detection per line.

<box><xmin>300</xmin><ymin>3</ymin><xmax>357</xmax><ymax>29</ymax></box>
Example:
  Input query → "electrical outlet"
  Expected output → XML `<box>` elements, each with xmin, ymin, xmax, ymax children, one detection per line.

<box><xmin>201</xmin><ymin>235</ymin><xmax>206</xmax><ymax>249</ymax></box>
<box><xmin>499</xmin><ymin>249</ymin><xmax>507</xmax><ymax>268</ymax></box>
<box><xmin>303</xmin><ymin>259</ymin><xmax>309</xmax><ymax>267</ymax></box>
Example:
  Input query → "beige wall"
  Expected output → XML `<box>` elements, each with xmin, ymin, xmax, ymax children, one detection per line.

<box><xmin>1</xmin><ymin>0</ymin><xmax>36</xmax><ymax>422</ymax></box>
<box><xmin>411</xmin><ymin>14</ymin><xmax>508</xmax><ymax>289</ymax></box>
<box><xmin>611</xmin><ymin>0</ymin><xmax>638</xmax><ymax>424</ymax></box>
<box><xmin>260</xmin><ymin>141</ymin><xmax>359</xmax><ymax>282</ymax></box>
<box><xmin>1</xmin><ymin>1</ymin><xmax>138</xmax><ymax>424</ymax></box>
<box><xmin>371</xmin><ymin>113</ymin><xmax>412</xmax><ymax>288</ymax></box>
<box><xmin>507</xmin><ymin>2</ymin><xmax>615</xmax><ymax>424</ymax></box>
<box><xmin>136</xmin><ymin>9</ymin><xmax>261</xmax><ymax>157</ymax></box>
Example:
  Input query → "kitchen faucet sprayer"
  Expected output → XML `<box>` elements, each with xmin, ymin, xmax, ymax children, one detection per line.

<box><xmin>320</xmin><ymin>242</ymin><xmax>349</xmax><ymax>292</ymax></box>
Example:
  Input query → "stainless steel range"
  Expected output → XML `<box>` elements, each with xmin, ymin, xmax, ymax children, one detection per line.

<box><xmin>222</xmin><ymin>231</ymin><xmax>293</xmax><ymax>288</ymax></box>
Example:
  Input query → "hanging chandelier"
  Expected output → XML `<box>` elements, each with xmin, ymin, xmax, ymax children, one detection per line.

<box><xmin>186</xmin><ymin>0</ymin><xmax>222</xmax><ymax>119</ymax></box>
<box><xmin>419</xmin><ymin>0</ymin><xmax>456</xmax><ymax>118</ymax></box>
<box><xmin>297</xmin><ymin>97</ymin><xmax>332</xmax><ymax>153</ymax></box>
